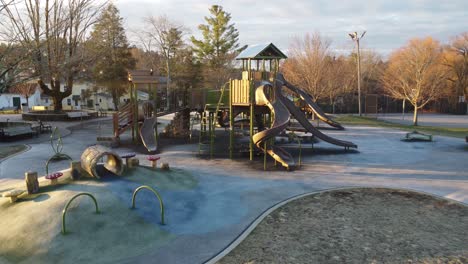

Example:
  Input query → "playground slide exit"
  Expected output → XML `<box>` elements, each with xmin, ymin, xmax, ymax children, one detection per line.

<box><xmin>139</xmin><ymin>116</ymin><xmax>158</xmax><ymax>152</ymax></box>
<box><xmin>252</xmin><ymin>82</ymin><xmax>295</xmax><ymax>169</ymax></box>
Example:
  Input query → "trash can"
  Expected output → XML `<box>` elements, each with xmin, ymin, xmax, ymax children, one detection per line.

<box><xmin>21</xmin><ymin>103</ymin><xmax>29</xmax><ymax>113</ymax></box>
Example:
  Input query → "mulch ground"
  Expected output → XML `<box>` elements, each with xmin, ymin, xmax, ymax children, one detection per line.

<box><xmin>219</xmin><ymin>188</ymin><xmax>468</xmax><ymax>264</ymax></box>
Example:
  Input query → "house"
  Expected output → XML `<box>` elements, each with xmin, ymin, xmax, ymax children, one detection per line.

<box><xmin>0</xmin><ymin>86</ymin><xmax>42</xmax><ymax>110</ymax></box>
<box><xmin>36</xmin><ymin>81</ymin><xmax>115</xmax><ymax>111</ymax></box>
<box><xmin>1</xmin><ymin>73</ymin><xmax>169</xmax><ymax>111</ymax></box>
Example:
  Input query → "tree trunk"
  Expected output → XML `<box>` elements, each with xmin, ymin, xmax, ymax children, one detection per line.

<box><xmin>38</xmin><ymin>79</ymin><xmax>71</xmax><ymax>113</ymax></box>
<box><xmin>166</xmin><ymin>59</ymin><xmax>170</xmax><ymax>110</ymax></box>
<box><xmin>413</xmin><ymin>106</ymin><xmax>418</xmax><ymax>126</ymax></box>
<box><xmin>112</xmin><ymin>90</ymin><xmax>119</xmax><ymax>111</ymax></box>
<box><xmin>53</xmin><ymin>96</ymin><xmax>63</xmax><ymax>112</ymax></box>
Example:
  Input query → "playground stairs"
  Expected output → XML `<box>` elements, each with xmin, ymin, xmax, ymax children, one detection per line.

<box><xmin>113</xmin><ymin>102</ymin><xmax>134</xmax><ymax>138</ymax></box>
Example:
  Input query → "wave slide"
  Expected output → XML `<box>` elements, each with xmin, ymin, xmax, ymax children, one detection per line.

<box><xmin>277</xmin><ymin>73</ymin><xmax>344</xmax><ymax>130</ymax></box>
<box><xmin>275</xmin><ymin>78</ymin><xmax>357</xmax><ymax>149</ymax></box>
<box><xmin>139</xmin><ymin>117</ymin><xmax>158</xmax><ymax>152</ymax></box>
<box><xmin>252</xmin><ymin>82</ymin><xmax>295</xmax><ymax>169</ymax></box>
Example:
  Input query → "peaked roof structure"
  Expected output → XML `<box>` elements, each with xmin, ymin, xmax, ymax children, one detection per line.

<box><xmin>235</xmin><ymin>43</ymin><xmax>287</xmax><ymax>60</ymax></box>
<box><xmin>128</xmin><ymin>70</ymin><xmax>168</xmax><ymax>84</ymax></box>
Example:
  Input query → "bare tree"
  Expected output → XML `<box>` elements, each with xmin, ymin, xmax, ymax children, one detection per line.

<box><xmin>442</xmin><ymin>32</ymin><xmax>468</xmax><ymax>112</ymax></box>
<box><xmin>381</xmin><ymin>37</ymin><xmax>448</xmax><ymax>125</ymax></box>
<box><xmin>142</xmin><ymin>15</ymin><xmax>185</xmax><ymax>110</ymax></box>
<box><xmin>359</xmin><ymin>50</ymin><xmax>383</xmax><ymax>94</ymax></box>
<box><xmin>9</xmin><ymin>82</ymin><xmax>36</xmax><ymax>105</ymax></box>
<box><xmin>324</xmin><ymin>55</ymin><xmax>356</xmax><ymax>113</ymax></box>
<box><xmin>283</xmin><ymin>33</ymin><xmax>332</xmax><ymax>103</ymax></box>
<box><xmin>1</xmin><ymin>0</ymin><xmax>104</xmax><ymax>111</ymax></box>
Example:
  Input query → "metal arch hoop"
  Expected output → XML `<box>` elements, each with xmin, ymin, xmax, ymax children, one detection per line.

<box><xmin>62</xmin><ymin>192</ymin><xmax>100</xmax><ymax>235</ymax></box>
<box><xmin>131</xmin><ymin>185</ymin><xmax>165</xmax><ymax>225</ymax></box>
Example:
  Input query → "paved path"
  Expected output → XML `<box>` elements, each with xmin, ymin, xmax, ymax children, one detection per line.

<box><xmin>374</xmin><ymin>113</ymin><xmax>468</xmax><ymax>128</ymax></box>
<box><xmin>0</xmin><ymin>118</ymin><xmax>467</xmax><ymax>263</ymax></box>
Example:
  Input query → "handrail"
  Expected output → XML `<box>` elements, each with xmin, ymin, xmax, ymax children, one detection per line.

<box><xmin>131</xmin><ymin>185</ymin><xmax>165</xmax><ymax>225</ymax></box>
<box><xmin>62</xmin><ymin>192</ymin><xmax>99</xmax><ymax>234</ymax></box>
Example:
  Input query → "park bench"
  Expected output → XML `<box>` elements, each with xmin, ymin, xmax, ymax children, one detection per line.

<box><xmin>31</xmin><ymin>120</ymin><xmax>52</xmax><ymax>133</ymax></box>
<box><xmin>0</xmin><ymin>125</ymin><xmax>35</xmax><ymax>138</ymax></box>
<box><xmin>67</xmin><ymin>111</ymin><xmax>89</xmax><ymax>119</ymax></box>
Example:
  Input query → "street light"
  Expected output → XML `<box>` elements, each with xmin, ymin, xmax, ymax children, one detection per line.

<box><xmin>349</xmin><ymin>31</ymin><xmax>366</xmax><ymax>116</ymax></box>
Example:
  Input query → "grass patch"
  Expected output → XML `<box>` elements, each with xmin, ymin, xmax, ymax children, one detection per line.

<box><xmin>0</xmin><ymin>145</ymin><xmax>28</xmax><ymax>159</ymax></box>
<box><xmin>335</xmin><ymin>115</ymin><xmax>468</xmax><ymax>139</ymax></box>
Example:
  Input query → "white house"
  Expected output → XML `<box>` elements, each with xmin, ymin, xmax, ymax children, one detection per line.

<box><xmin>1</xmin><ymin>79</ymin><xmax>151</xmax><ymax>112</ymax></box>
<box><xmin>36</xmin><ymin>81</ymin><xmax>115</xmax><ymax>111</ymax></box>
<box><xmin>0</xmin><ymin>87</ymin><xmax>42</xmax><ymax>110</ymax></box>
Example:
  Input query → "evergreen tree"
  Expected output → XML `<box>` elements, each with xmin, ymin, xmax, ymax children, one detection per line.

<box><xmin>87</xmin><ymin>3</ymin><xmax>135</xmax><ymax>110</ymax></box>
<box><xmin>191</xmin><ymin>5</ymin><xmax>244</xmax><ymax>88</ymax></box>
<box><xmin>191</xmin><ymin>5</ymin><xmax>242</xmax><ymax>66</ymax></box>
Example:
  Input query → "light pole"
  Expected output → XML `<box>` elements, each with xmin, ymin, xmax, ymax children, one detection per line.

<box><xmin>349</xmin><ymin>31</ymin><xmax>366</xmax><ymax>116</ymax></box>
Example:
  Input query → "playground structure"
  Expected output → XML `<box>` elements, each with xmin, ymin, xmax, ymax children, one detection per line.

<box><xmin>112</xmin><ymin>70</ymin><xmax>189</xmax><ymax>152</ymax></box>
<box><xmin>201</xmin><ymin>43</ymin><xmax>357</xmax><ymax>170</ymax></box>
<box><xmin>113</xmin><ymin>70</ymin><xmax>160</xmax><ymax>152</ymax></box>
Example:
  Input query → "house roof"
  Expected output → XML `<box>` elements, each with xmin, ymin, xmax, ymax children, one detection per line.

<box><xmin>95</xmin><ymin>92</ymin><xmax>112</xmax><ymax>98</ymax></box>
<box><xmin>235</xmin><ymin>43</ymin><xmax>287</xmax><ymax>60</ymax></box>
<box><xmin>128</xmin><ymin>70</ymin><xmax>169</xmax><ymax>84</ymax></box>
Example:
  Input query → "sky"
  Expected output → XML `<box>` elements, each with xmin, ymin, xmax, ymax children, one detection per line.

<box><xmin>115</xmin><ymin>0</ymin><xmax>467</xmax><ymax>57</ymax></box>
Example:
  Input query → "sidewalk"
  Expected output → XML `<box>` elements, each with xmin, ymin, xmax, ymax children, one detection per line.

<box><xmin>374</xmin><ymin>113</ymin><xmax>468</xmax><ymax>128</ymax></box>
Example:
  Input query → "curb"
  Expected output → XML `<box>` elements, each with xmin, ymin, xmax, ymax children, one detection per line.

<box><xmin>0</xmin><ymin>144</ymin><xmax>32</xmax><ymax>164</ymax></box>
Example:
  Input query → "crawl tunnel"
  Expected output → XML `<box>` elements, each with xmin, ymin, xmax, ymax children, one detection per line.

<box><xmin>81</xmin><ymin>145</ymin><xmax>124</xmax><ymax>179</ymax></box>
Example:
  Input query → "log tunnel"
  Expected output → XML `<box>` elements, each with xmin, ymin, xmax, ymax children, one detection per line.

<box><xmin>81</xmin><ymin>145</ymin><xmax>124</xmax><ymax>179</ymax></box>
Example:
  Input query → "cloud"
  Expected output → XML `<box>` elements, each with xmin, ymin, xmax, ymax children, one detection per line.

<box><xmin>115</xmin><ymin>0</ymin><xmax>468</xmax><ymax>56</ymax></box>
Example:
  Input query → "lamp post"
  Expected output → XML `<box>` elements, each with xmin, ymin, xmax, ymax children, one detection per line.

<box><xmin>349</xmin><ymin>31</ymin><xmax>366</xmax><ymax>116</ymax></box>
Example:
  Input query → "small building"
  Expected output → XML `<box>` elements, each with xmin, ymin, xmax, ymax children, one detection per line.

<box><xmin>0</xmin><ymin>86</ymin><xmax>42</xmax><ymax>110</ymax></box>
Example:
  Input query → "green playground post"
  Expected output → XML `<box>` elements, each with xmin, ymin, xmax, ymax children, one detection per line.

<box><xmin>229</xmin><ymin>79</ymin><xmax>233</xmax><ymax>159</ymax></box>
<box><xmin>248</xmin><ymin>58</ymin><xmax>254</xmax><ymax>161</ymax></box>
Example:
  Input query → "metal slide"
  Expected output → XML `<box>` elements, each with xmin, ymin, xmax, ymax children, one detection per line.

<box><xmin>252</xmin><ymin>82</ymin><xmax>295</xmax><ymax>169</ymax></box>
<box><xmin>277</xmin><ymin>73</ymin><xmax>344</xmax><ymax>130</ymax></box>
<box><xmin>275</xmin><ymin>79</ymin><xmax>357</xmax><ymax>149</ymax></box>
<box><xmin>139</xmin><ymin>117</ymin><xmax>158</xmax><ymax>152</ymax></box>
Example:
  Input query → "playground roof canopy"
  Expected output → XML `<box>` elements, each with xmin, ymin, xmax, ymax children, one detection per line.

<box><xmin>128</xmin><ymin>70</ymin><xmax>168</xmax><ymax>84</ymax></box>
<box><xmin>235</xmin><ymin>43</ymin><xmax>287</xmax><ymax>60</ymax></box>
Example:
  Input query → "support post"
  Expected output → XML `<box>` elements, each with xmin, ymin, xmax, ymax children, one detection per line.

<box><xmin>209</xmin><ymin>112</ymin><xmax>214</xmax><ymax>159</ymax></box>
<box><xmin>130</xmin><ymin>82</ymin><xmax>135</xmax><ymax>141</ymax></box>
<box><xmin>248</xmin><ymin>59</ymin><xmax>254</xmax><ymax>161</ymax></box>
<box><xmin>133</xmin><ymin>82</ymin><xmax>139</xmax><ymax>143</ymax></box>
<box><xmin>229</xmin><ymin>79</ymin><xmax>233</xmax><ymax>159</ymax></box>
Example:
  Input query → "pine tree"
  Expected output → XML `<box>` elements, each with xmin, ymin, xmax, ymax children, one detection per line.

<box><xmin>87</xmin><ymin>3</ymin><xmax>135</xmax><ymax>110</ymax></box>
<box><xmin>191</xmin><ymin>5</ymin><xmax>244</xmax><ymax>88</ymax></box>
<box><xmin>191</xmin><ymin>5</ymin><xmax>243</xmax><ymax>66</ymax></box>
